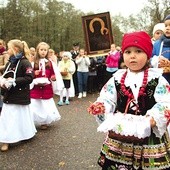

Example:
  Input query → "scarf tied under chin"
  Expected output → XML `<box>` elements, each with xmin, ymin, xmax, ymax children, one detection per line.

<box><xmin>9</xmin><ymin>52</ymin><xmax>23</xmax><ymax>64</ymax></box>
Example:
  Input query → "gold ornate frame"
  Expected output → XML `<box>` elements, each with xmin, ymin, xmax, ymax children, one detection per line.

<box><xmin>82</xmin><ymin>12</ymin><xmax>113</xmax><ymax>56</ymax></box>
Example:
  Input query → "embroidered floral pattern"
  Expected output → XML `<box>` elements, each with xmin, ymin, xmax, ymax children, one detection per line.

<box><xmin>155</xmin><ymin>84</ymin><xmax>167</xmax><ymax>95</ymax></box>
<box><xmin>147</xmin><ymin>78</ymin><xmax>158</xmax><ymax>98</ymax></box>
<box><xmin>97</xmin><ymin>114</ymin><xmax>105</xmax><ymax>123</ymax></box>
<box><xmin>153</xmin><ymin>104</ymin><xmax>167</xmax><ymax>113</ymax></box>
<box><xmin>117</xmin><ymin>124</ymin><xmax>123</xmax><ymax>133</ymax></box>
<box><xmin>147</xmin><ymin>78</ymin><xmax>157</xmax><ymax>86</ymax></box>
<box><xmin>104</xmin><ymin>83</ymin><xmax>115</xmax><ymax>94</ymax></box>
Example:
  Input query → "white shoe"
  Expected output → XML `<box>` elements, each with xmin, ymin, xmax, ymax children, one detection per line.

<box><xmin>83</xmin><ymin>92</ymin><xmax>87</xmax><ymax>97</ymax></box>
<box><xmin>78</xmin><ymin>93</ymin><xmax>82</xmax><ymax>98</ymax></box>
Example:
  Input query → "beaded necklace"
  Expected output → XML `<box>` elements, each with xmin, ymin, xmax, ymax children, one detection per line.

<box><xmin>120</xmin><ymin>69</ymin><xmax>148</xmax><ymax>113</ymax></box>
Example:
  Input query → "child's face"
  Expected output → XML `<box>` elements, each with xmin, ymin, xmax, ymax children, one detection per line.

<box><xmin>79</xmin><ymin>49</ymin><xmax>85</xmax><ymax>56</ymax></box>
<box><xmin>48</xmin><ymin>51</ymin><xmax>54</xmax><ymax>57</ymax></box>
<box><xmin>30</xmin><ymin>48</ymin><xmax>35</xmax><ymax>56</ymax></box>
<box><xmin>164</xmin><ymin>19</ymin><xmax>170</xmax><ymax>37</ymax></box>
<box><xmin>110</xmin><ymin>44</ymin><xmax>116</xmax><ymax>51</ymax></box>
<box><xmin>123</xmin><ymin>46</ymin><xmax>148</xmax><ymax>72</ymax></box>
<box><xmin>7</xmin><ymin>46</ymin><xmax>14</xmax><ymax>56</ymax></box>
<box><xmin>7</xmin><ymin>44</ymin><xmax>17</xmax><ymax>56</ymax></box>
<box><xmin>153</xmin><ymin>30</ymin><xmax>163</xmax><ymax>40</ymax></box>
<box><xmin>63</xmin><ymin>55</ymin><xmax>69</xmax><ymax>61</ymax></box>
<box><xmin>38</xmin><ymin>44</ymin><xmax>48</xmax><ymax>58</ymax></box>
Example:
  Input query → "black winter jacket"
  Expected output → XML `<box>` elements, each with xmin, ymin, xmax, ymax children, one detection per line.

<box><xmin>1</xmin><ymin>57</ymin><xmax>33</xmax><ymax>105</ymax></box>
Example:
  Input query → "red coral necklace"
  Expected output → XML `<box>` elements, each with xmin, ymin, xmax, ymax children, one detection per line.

<box><xmin>120</xmin><ymin>69</ymin><xmax>148</xmax><ymax>100</ymax></box>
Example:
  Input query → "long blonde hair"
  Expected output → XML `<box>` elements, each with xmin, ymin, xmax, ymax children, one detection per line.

<box><xmin>7</xmin><ymin>39</ymin><xmax>30</xmax><ymax>60</ymax></box>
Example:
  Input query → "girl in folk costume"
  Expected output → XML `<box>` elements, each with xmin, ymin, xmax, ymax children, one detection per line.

<box><xmin>30</xmin><ymin>42</ymin><xmax>61</xmax><ymax>130</ymax></box>
<box><xmin>0</xmin><ymin>39</ymin><xmax>36</xmax><ymax>151</ymax></box>
<box><xmin>88</xmin><ymin>31</ymin><xmax>170</xmax><ymax>170</ymax></box>
<box><xmin>57</xmin><ymin>51</ymin><xmax>75</xmax><ymax>106</ymax></box>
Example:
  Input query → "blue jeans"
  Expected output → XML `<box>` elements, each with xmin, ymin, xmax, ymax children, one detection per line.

<box><xmin>77</xmin><ymin>71</ymin><xmax>89</xmax><ymax>93</ymax></box>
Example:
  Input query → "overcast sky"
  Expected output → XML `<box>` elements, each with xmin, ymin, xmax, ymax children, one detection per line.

<box><xmin>0</xmin><ymin>0</ymin><xmax>146</xmax><ymax>18</ymax></box>
<box><xmin>58</xmin><ymin>0</ymin><xmax>146</xmax><ymax>17</ymax></box>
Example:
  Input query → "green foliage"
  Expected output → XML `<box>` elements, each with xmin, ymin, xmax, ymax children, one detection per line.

<box><xmin>0</xmin><ymin>0</ymin><xmax>170</xmax><ymax>52</ymax></box>
<box><xmin>0</xmin><ymin>0</ymin><xmax>85</xmax><ymax>51</ymax></box>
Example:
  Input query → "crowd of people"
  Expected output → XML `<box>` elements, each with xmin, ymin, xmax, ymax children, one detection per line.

<box><xmin>0</xmin><ymin>12</ymin><xmax>170</xmax><ymax>170</ymax></box>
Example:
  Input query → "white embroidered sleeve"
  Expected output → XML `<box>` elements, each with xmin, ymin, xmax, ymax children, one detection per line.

<box><xmin>95</xmin><ymin>77</ymin><xmax>117</xmax><ymax>124</ymax></box>
<box><xmin>146</xmin><ymin>76</ymin><xmax>170</xmax><ymax>138</ymax></box>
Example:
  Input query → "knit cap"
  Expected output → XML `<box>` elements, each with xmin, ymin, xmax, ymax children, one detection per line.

<box><xmin>121</xmin><ymin>31</ymin><xmax>153</xmax><ymax>59</ymax></box>
<box><xmin>152</xmin><ymin>23</ymin><xmax>165</xmax><ymax>35</ymax></box>
<box><xmin>164</xmin><ymin>14</ymin><xmax>170</xmax><ymax>21</ymax></box>
<box><xmin>62</xmin><ymin>51</ymin><xmax>72</xmax><ymax>59</ymax></box>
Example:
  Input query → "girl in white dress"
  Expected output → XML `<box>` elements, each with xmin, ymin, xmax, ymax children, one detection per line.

<box><xmin>0</xmin><ymin>39</ymin><xmax>37</xmax><ymax>151</ymax></box>
<box><xmin>30</xmin><ymin>42</ymin><xmax>61</xmax><ymax>130</ymax></box>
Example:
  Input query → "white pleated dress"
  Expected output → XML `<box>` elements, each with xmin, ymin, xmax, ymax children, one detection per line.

<box><xmin>30</xmin><ymin>60</ymin><xmax>62</xmax><ymax>126</ymax></box>
<box><xmin>0</xmin><ymin>104</ymin><xmax>37</xmax><ymax>143</ymax></box>
<box><xmin>30</xmin><ymin>98</ymin><xmax>61</xmax><ymax>126</ymax></box>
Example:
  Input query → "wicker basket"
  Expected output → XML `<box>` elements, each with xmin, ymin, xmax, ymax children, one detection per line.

<box><xmin>60</xmin><ymin>71</ymin><xmax>68</xmax><ymax>76</ymax></box>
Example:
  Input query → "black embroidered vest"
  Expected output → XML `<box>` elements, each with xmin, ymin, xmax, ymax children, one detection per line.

<box><xmin>115</xmin><ymin>78</ymin><xmax>158</xmax><ymax>115</ymax></box>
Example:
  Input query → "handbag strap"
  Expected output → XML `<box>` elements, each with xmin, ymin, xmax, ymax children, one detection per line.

<box><xmin>2</xmin><ymin>60</ymin><xmax>21</xmax><ymax>79</ymax></box>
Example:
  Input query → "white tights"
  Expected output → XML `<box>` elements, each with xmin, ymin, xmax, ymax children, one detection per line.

<box><xmin>60</xmin><ymin>88</ymin><xmax>70</xmax><ymax>102</ymax></box>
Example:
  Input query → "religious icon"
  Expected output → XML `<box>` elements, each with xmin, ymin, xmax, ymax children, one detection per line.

<box><xmin>82</xmin><ymin>12</ymin><xmax>113</xmax><ymax>55</ymax></box>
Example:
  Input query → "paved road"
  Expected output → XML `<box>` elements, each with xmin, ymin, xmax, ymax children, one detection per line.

<box><xmin>0</xmin><ymin>93</ymin><xmax>104</xmax><ymax>170</ymax></box>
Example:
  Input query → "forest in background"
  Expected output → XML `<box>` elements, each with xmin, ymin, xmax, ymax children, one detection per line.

<box><xmin>0</xmin><ymin>0</ymin><xmax>170</xmax><ymax>52</ymax></box>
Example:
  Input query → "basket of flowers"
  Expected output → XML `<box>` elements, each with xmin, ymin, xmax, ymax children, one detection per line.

<box><xmin>88</xmin><ymin>102</ymin><xmax>151</xmax><ymax>144</ymax></box>
<box><xmin>60</xmin><ymin>71</ymin><xmax>68</xmax><ymax>76</ymax></box>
